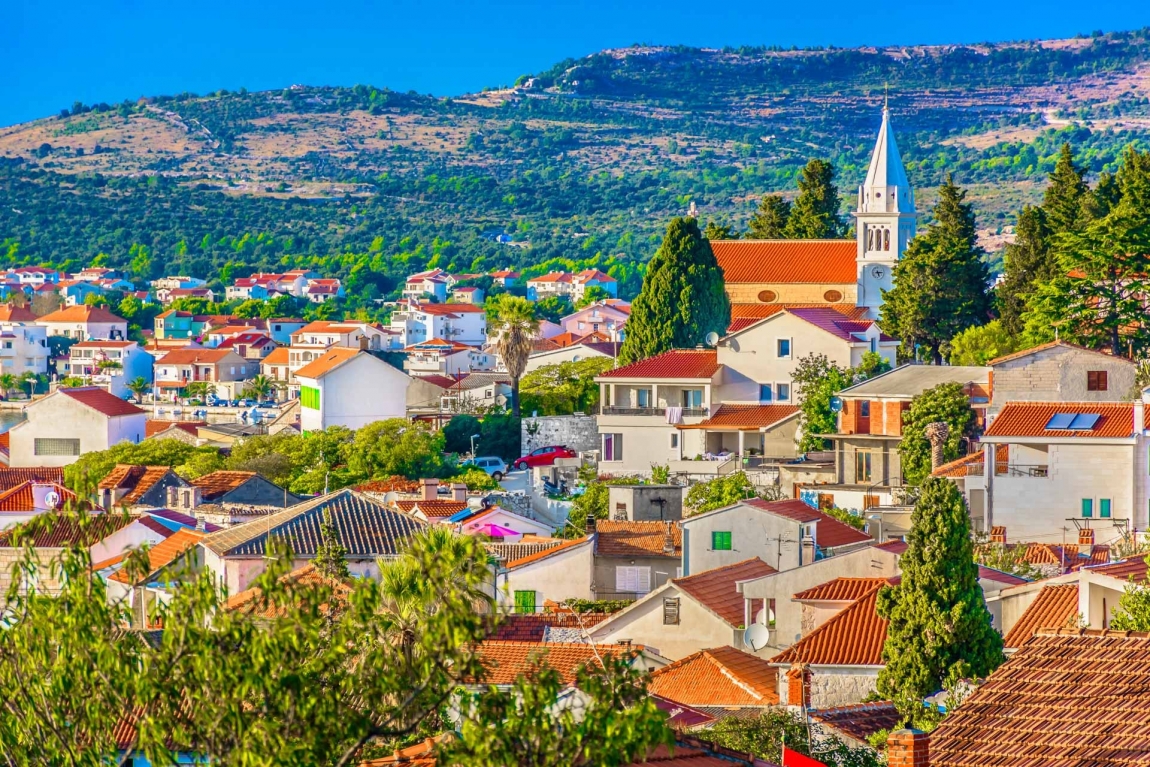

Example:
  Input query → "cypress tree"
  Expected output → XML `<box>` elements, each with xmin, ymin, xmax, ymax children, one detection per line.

<box><xmin>747</xmin><ymin>195</ymin><xmax>791</xmax><ymax>239</ymax></box>
<box><xmin>997</xmin><ymin>205</ymin><xmax>1053</xmax><ymax>335</ymax></box>
<box><xmin>783</xmin><ymin>159</ymin><xmax>844</xmax><ymax>239</ymax></box>
<box><xmin>619</xmin><ymin>217</ymin><xmax>730</xmax><ymax>365</ymax></box>
<box><xmin>313</xmin><ymin>508</ymin><xmax>350</xmax><ymax>580</ymax></box>
<box><xmin>877</xmin><ymin>478</ymin><xmax>1004</xmax><ymax>715</ymax></box>
<box><xmin>880</xmin><ymin>177</ymin><xmax>990</xmax><ymax>364</ymax></box>
<box><xmin>703</xmin><ymin>220</ymin><xmax>739</xmax><ymax>240</ymax></box>
<box><xmin>1043</xmin><ymin>143</ymin><xmax>1088</xmax><ymax>235</ymax></box>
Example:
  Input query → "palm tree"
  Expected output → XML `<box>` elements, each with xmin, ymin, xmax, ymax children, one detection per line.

<box><xmin>244</xmin><ymin>374</ymin><xmax>273</xmax><ymax>402</ymax></box>
<box><xmin>493</xmin><ymin>297</ymin><xmax>538</xmax><ymax>417</ymax></box>
<box><xmin>183</xmin><ymin>381</ymin><xmax>216</xmax><ymax>401</ymax></box>
<box><xmin>126</xmin><ymin>377</ymin><xmax>150</xmax><ymax>404</ymax></box>
<box><xmin>0</xmin><ymin>373</ymin><xmax>18</xmax><ymax>401</ymax></box>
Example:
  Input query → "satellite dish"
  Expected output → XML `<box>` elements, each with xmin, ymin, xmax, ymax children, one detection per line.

<box><xmin>43</xmin><ymin>491</ymin><xmax>61</xmax><ymax>509</ymax></box>
<box><xmin>743</xmin><ymin>623</ymin><xmax>770</xmax><ymax>653</ymax></box>
<box><xmin>830</xmin><ymin>397</ymin><xmax>843</xmax><ymax>413</ymax></box>
<box><xmin>382</xmin><ymin>491</ymin><xmax>400</xmax><ymax>504</ymax></box>
<box><xmin>705</xmin><ymin>331</ymin><xmax>720</xmax><ymax>347</ymax></box>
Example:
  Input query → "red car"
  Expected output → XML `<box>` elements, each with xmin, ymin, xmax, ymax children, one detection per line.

<box><xmin>514</xmin><ymin>445</ymin><xmax>576</xmax><ymax>470</ymax></box>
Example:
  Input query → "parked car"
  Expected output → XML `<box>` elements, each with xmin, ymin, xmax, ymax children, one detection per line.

<box><xmin>513</xmin><ymin>446</ymin><xmax>576</xmax><ymax>471</ymax></box>
<box><xmin>466</xmin><ymin>456</ymin><xmax>509</xmax><ymax>482</ymax></box>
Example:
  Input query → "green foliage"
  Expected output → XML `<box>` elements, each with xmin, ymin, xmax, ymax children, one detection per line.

<box><xmin>534</xmin><ymin>295</ymin><xmax>573</xmax><ymax>323</ymax></box>
<box><xmin>452</xmin><ymin>467</ymin><xmax>499</xmax><ymax>491</ymax></box>
<box><xmin>650</xmin><ymin>464</ymin><xmax>670</xmax><ymax>484</ymax></box>
<box><xmin>1043</xmin><ymin>142</ymin><xmax>1091</xmax><ymax>235</ymax></box>
<box><xmin>226</xmin><ymin>427</ymin><xmax>359</xmax><ymax>494</ymax></box>
<box><xmin>443</xmin><ymin>414</ymin><xmax>482</xmax><ymax>454</ymax></box>
<box><xmin>898</xmin><ymin>382</ymin><xmax>977</xmax><ymax>486</ymax></box>
<box><xmin>347</xmin><ymin>419</ymin><xmax>449</xmax><ymax>482</ymax></box>
<box><xmin>823</xmin><ymin>507</ymin><xmax>866</xmax><ymax>531</ymax></box>
<box><xmin>877</xmin><ymin>478</ymin><xmax>1004</xmax><ymax>715</ymax></box>
<box><xmin>562</xmin><ymin>598</ymin><xmax>635</xmax><ymax>614</ymax></box>
<box><xmin>783</xmin><ymin>159</ymin><xmax>845</xmax><ymax>239</ymax></box>
<box><xmin>520</xmin><ymin>357</ymin><xmax>613</xmax><ymax>416</ymax></box>
<box><xmin>707</xmin><ymin>708</ymin><xmax>882</xmax><ymax>767</ymax></box>
<box><xmin>997</xmin><ymin>206</ymin><xmax>1054</xmax><ymax>336</ymax></box>
<box><xmin>477</xmin><ymin>410</ymin><xmax>521</xmax><ymax>462</ymax></box>
<box><xmin>494</xmin><ymin>298</ymin><xmax>539</xmax><ymax>417</ymax></box>
<box><xmin>973</xmin><ymin>537</ymin><xmax>1043</xmax><ymax>581</ymax></box>
<box><xmin>312</xmin><ymin>508</ymin><xmax>350</xmax><ymax>580</ymax></box>
<box><xmin>685</xmin><ymin>471</ymin><xmax>759</xmax><ymax>515</ymax></box>
<box><xmin>65</xmin><ymin>440</ymin><xmax>224</xmax><ymax>492</ymax></box>
<box><xmin>746</xmin><ymin>194</ymin><xmax>791</xmax><ymax>239</ymax></box>
<box><xmin>792</xmin><ymin>352</ymin><xmax>890</xmax><ymax>452</ymax></box>
<box><xmin>619</xmin><ymin>217</ymin><xmax>729</xmax><ymax>365</ymax></box>
<box><xmin>564</xmin><ymin>482</ymin><xmax>611</xmax><ymax>538</ymax></box>
<box><xmin>702</xmin><ymin>220</ymin><xmax>739</xmax><ymax>240</ymax></box>
<box><xmin>947</xmin><ymin>320</ymin><xmax>1019</xmax><ymax>366</ymax></box>
<box><xmin>1109</xmin><ymin>557</ymin><xmax>1150</xmax><ymax>631</ymax></box>
<box><xmin>881</xmin><ymin>177</ymin><xmax>990</xmax><ymax>363</ymax></box>
<box><xmin>574</xmin><ymin>285</ymin><xmax>611</xmax><ymax>309</ymax></box>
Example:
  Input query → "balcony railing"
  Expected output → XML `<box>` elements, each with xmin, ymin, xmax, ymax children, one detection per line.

<box><xmin>600</xmin><ymin>406</ymin><xmax>709</xmax><ymax>417</ymax></box>
<box><xmin>995</xmin><ymin>463</ymin><xmax>1049</xmax><ymax>478</ymax></box>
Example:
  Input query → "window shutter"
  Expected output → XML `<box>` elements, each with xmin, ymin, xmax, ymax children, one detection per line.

<box><xmin>616</xmin><ymin>434</ymin><xmax>623</xmax><ymax>461</ymax></box>
<box><xmin>663</xmin><ymin>597</ymin><xmax>680</xmax><ymax>625</ymax></box>
<box><xmin>615</xmin><ymin>566</ymin><xmax>635</xmax><ymax>593</ymax></box>
<box><xmin>637</xmin><ymin>567</ymin><xmax>651</xmax><ymax>594</ymax></box>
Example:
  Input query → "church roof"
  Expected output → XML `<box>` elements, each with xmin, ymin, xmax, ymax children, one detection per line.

<box><xmin>711</xmin><ymin>240</ymin><xmax>856</xmax><ymax>284</ymax></box>
<box><xmin>861</xmin><ymin>106</ymin><xmax>914</xmax><ymax>213</ymax></box>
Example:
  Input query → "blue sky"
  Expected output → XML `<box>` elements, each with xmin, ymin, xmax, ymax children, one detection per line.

<box><xmin>4</xmin><ymin>0</ymin><xmax>1149</xmax><ymax>127</ymax></box>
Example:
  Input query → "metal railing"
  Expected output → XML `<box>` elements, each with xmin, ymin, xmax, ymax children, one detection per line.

<box><xmin>600</xmin><ymin>406</ymin><xmax>708</xmax><ymax>417</ymax></box>
<box><xmin>994</xmin><ymin>464</ymin><xmax>1049</xmax><ymax>478</ymax></box>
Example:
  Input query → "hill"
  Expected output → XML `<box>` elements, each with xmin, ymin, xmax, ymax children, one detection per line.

<box><xmin>2</xmin><ymin>28</ymin><xmax>1150</xmax><ymax>294</ymax></box>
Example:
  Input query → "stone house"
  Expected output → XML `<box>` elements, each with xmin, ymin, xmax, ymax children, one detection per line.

<box><xmin>97</xmin><ymin>464</ymin><xmax>190</xmax><ymax>511</ymax></box>
<box><xmin>167</xmin><ymin>470</ymin><xmax>303</xmax><ymax>524</ymax></box>
<box><xmin>591</xmin><ymin>520</ymin><xmax>681</xmax><ymax>601</ymax></box>
<box><xmin>987</xmin><ymin>341</ymin><xmax>1137</xmax><ymax>420</ymax></box>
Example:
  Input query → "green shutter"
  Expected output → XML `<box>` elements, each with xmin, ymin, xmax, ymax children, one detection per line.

<box><xmin>1081</xmin><ymin>499</ymin><xmax>1093</xmax><ymax>518</ymax></box>
<box><xmin>1100</xmin><ymin>499</ymin><xmax>1112</xmax><ymax>519</ymax></box>
<box><xmin>712</xmin><ymin>531</ymin><xmax>732</xmax><ymax>551</ymax></box>
<box><xmin>301</xmin><ymin>385</ymin><xmax>321</xmax><ymax>410</ymax></box>
<box><xmin>513</xmin><ymin>590</ymin><xmax>536</xmax><ymax>614</ymax></box>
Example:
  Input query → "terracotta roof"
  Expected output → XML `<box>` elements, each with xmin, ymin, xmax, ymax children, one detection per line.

<box><xmin>650</xmin><ymin>695</ymin><xmax>718</xmax><ymax>730</ymax></box>
<box><xmin>472</xmin><ymin>640</ymin><xmax>624</xmax><ymax>686</ymax></box>
<box><xmin>225</xmin><ymin>562</ymin><xmax>352</xmax><ymax>618</ymax></box>
<box><xmin>674</xmin><ymin>558</ymin><xmax>775</xmax><ymax>629</ymax></box>
<box><xmin>57</xmin><ymin>387</ymin><xmax>145</xmax><ymax>418</ymax></box>
<box><xmin>0</xmin><ymin>513</ymin><xmax>136</xmax><ymax>548</ymax></box>
<box><xmin>408</xmin><ymin>302</ymin><xmax>485</xmax><ymax>315</ymax></box>
<box><xmin>190</xmin><ymin>470</ymin><xmax>258</xmax><ymax>501</ymax></box>
<box><xmin>931</xmin><ymin>450</ymin><xmax>987</xmax><ymax>478</ymax></box>
<box><xmin>98</xmin><ymin>465</ymin><xmax>174</xmax><ymax>505</ymax></box>
<box><xmin>987</xmin><ymin>340</ymin><xmax>1129</xmax><ymax>367</ymax></box>
<box><xmin>488</xmin><ymin>612</ymin><xmax>613</xmax><ymax>642</ymax></box>
<box><xmin>930</xmin><ymin>629</ymin><xmax>1150</xmax><ymax>767</ymax></box>
<box><xmin>505</xmin><ymin>536</ymin><xmax>591</xmax><ymax>569</ymax></box>
<box><xmin>0</xmin><ymin>467</ymin><xmax>64</xmax><ymax>492</ymax></box>
<box><xmin>770</xmin><ymin>581</ymin><xmax>892</xmax><ymax>667</ymax></box>
<box><xmin>648</xmin><ymin>646</ymin><xmax>779</xmax><ymax>707</ymax></box>
<box><xmin>393</xmin><ymin>499</ymin><xmax>470</xmax><ymax>519</ymax></box>
<box><xmin>358</xmin><ymin>735</ymin><xmax>443</xmax><ymax>766</ymax></box>
<box><xmin>1020</xmin><ymin>542</ymin><xmax>1111</xmax><ymax>570</ymax></box>
<box><xmin>1002</xmin><ymin>584</ymin><xmax>1081</xmax><ymax>649</ymax></box>
<box><xmin>711</xmin><ymin>240</ymin><xmax>857</xmax><ymax>284</ymax></box>
<box><xmin>201</xmin><ymin>489</ymin><xmax>425</xmax><ymax>558</ymax></box>
<box><xmin>793</xmin><ymin>577</ymin><xmax>892</xmax><ymax>603</ymax></box>
<box><xmin>594</xmin><ymin>521</ymin><xmax>681</xmax><ymax>558</ymax></box>
<box><xmin>0</xmin><ymin>431</ymin><xmax>8</xmax><ymax>456</ymax></box>
<box><xmin>109</xmin><ymin>528</ymin><xmax>204</xmax><ymax>585</ymax></box>
<box><xmin>742</xmin><ymin>498</ymin><xmax>873</xmax><ymax>549</ymax></box>
<box><xmin>1089</xmin><ymin>555</ymin><xmax>1149</xmax><ymax>581</ymax></box>
<box><xmin>0</xmin><ymin>482</ymin><xmax>78</xmax><ymax>512</ymax></box>
<box><xmin>294</xmin><ymin>347</ymin><xmax>365</xmax><ymax>379</ymax></box>
<box><xmin>155</xmin><ymin>348</ymin><xmax>235</xmax><ymax>365</ymax></box>
<box><xmin>70</xmin><ymin>340</ymin><xmax>135</xmax><ymax>349</ymax></box>
<box><xmin>145</xmin><ymin>420</ymin><xmax>204</xmax><ymax>438</ymax></box>
<box><xmin>37</xmin><ymin>305</ymin><xmax>126</xmax><ymax>324</ymax></box>
<box><xmin>404</xmin><ymin>338</ymin><xmax>475</xmax><ymax>352</ymax></box>
<box><xmin>262</xmin><ymin>346</ymin><xmax>290</xmax><ymax>365</ymax></box>
<box><xmin>0</xmin><ymin>304</ymin><xmax>39</xmax><ymax>322</ymax></box>
<box><xmin>984</xmin><ymin>401</ymin><xmax>1142</xmax><ymax>439</ymax></box>
<box><xmin>355</xmin><ymin>476</ymin><xmax>421</xmax><ymax>494</ymax></box>
<box><xmin>810</xmin><ymin>702</ymin><xmax>901</xmax><ymax>745</ymax></box>
<box><xmin>598</xmin><ymin>349</ymin><xmax>720</xmax><ymax>380</ymax></box>
<box><xmin>677</xmin><ymin>404</ymin><xmax>799</xmax><ymax>431</ymax></box>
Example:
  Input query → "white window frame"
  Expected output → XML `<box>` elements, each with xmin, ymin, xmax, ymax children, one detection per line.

<box><xmin>775</xmin><ymin>382</ymin><xmax>791</xmax><ymax>402</ymax></box>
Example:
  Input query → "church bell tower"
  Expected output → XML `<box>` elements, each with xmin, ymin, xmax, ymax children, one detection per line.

<box><xmin>855</xmin><ymin>104</ymin><xmax>916</xmax><ymax>317</ymax></box>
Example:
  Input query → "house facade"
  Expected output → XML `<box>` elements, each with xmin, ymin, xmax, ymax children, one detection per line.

<box><xmin>389</xmin><ymin>301</ymin><xmax>487</xmax><ymax>347</ymax></box>
<box><xmin>36</xmin><ymin>305</ymin><xmax>128</xmax><ymax>341</ymax></box>
<box><xmin>67</xmin><ymin>340</ymin><xmax>154</xmax><ymax>399</ymax></box>
<box><xmin>294</xmin><ymin>348</ymin><xmax>412</xmax><ymax>432</ymax></box>
<box><xmin>8</xmin><ymin>387</ymin><xmax>146</xmax><ymax>467</ymax></box>
<box><xmin>0</xmin><ymin>322</ymin><xmax>49</xmax><ymax>376</ymax></box>
<box><xmin>154</xmin><ymin>348</ymin><xmax>251</xmax><ymax>399</ymax></box>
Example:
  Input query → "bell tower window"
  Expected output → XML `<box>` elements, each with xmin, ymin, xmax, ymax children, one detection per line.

<box><xmin>883</xmin><ymin>229</ymin><xmax>890</xmax><ymax>251</ymax></box>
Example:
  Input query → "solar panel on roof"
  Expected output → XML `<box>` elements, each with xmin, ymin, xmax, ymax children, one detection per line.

<box><xmin>1069</xmin><ymin>413</ymin><xmax>1101</xmax><ymax>430</ymax></box>
<box><xmin>1045</xmin><ymin>413</ymin><xmax>1076</xmax><ymax>429</ymax></box>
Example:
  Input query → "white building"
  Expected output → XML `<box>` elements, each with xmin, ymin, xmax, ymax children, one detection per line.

<box><xmin>287</xmin><ymin>320</ymin><xmax>396</xmax><ymax>374</ymax></box>
<box><xmin>66</xmin><ymin>340</ymin><xmax>154</xmax><ymax>399</ymax></box>
<box><xmin>403</xmin><ymin>339</ymin><xmax>494</xmax><ymax>376</ymax></box>
<box><xmin>36</xmin><ymin>305</ymin><xmax>128</xmax><ymax>341</ymax></box>
<box><xmin>295</xmin><ymin>348</ymin><xmax>411</xmax><ymax>432</ymax></box>
<box><xmin>0</xmin><ymin>322</ymin><xmax>49</xmax><ymax>376</ymax></box>
<box><xmin>402</xmin><ymin>269</ymin><xmax>452</xmax><ymax>303</ymax></box>
<box><xmin>7</xmin><ymin>387</ymin><xmax>146</xmax><ymax>467</ymax></box>
<box><xmin>389</xmin><ymin>300</ymin><xmax>487</xmax><ymax>347</ymax></box>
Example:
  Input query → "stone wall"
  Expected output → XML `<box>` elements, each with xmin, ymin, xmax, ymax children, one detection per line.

<box><xmin>521</xmin><ymin>415</ymin><xmax>598</xmax><ymax>455</ymax></box>
<box><xmin>810</xmin><ymin>668</ymin><xmax>880</xmax><ymax>708</ymax></box>
<box><xmin>0</xmin><ymin>547</ymin><xmax>66</xmax><ymax>596</ymax></box>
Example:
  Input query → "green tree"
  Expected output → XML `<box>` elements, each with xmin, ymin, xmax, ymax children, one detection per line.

<box><xmin>783</xmin><ymin>159</ymin><xmax>845</xmax><ymax>239</ymax></box>
<box><xmin>312</xmin><ymin>508</ymin><xmax>350</xmax><ymax>580</ymax></box>
<box><xmin>443</xmin><ymin>414</ymin><xmax>482</xmax><ymax>454</ymax></box>
<box><xmin>65</xmin><ymin>440</ymin><xmax>225</xmax><ymax>494</ymax></box>
<box><xmin>685</xmin><ymin>472</ymin><xmax>759</xmax><ymax>515</ymax></box>
<box><xmin>0</xmin><ymin>373</ymin><xmax>19</xmax><ymax>400</ymax></box>
<box><xmin>947</xmin><ymin>320</ymin><xmax>1019</xmax><ymax>366</ymax></box>
<box><xmin>997</xmin><ymin>206</ymin><xmax>1053</xmax><ymax>336</ymax></box>
<box><xmin>243</xmin><ymin>374</ymin><xmax>274</xmax><ymax>401</ymax></box>
<box><xmin>703</xmin><ymin>220</ymin><xmax>739</xmax><ymax>240</ymax></box>
<box><xmin>520</xmin><ymin>357</ymin><xmax>613</xmax><ymax>416</ymax></box>
<box><xmin>478</xmin><ymin>410</ymin><xmax>521</xmax><ymax>462</ymax></box>
<box><xmin>182</xmin><ymin>381</ymin><xmax>216</xmax><ymax>400</ymax></box>
<box><xmin>534</xmin><ymin>295</ymin><xmax>573</xmax><ymax>323</ymax></box>
<box><xmin>792</xmin><ymin>354</ymin><xmax>854</xmax><ymax>452</ymax></box>
<box><xmin>1043</xmin><ymin>142</ymin><xmax>1089</xmax><ymax>236</ymax></box>
<box><xmin>574</xmin><ymin>285</ymin><xmax>611</xmax><ymax>309</ymax></box>
<box><xmin>898</xmin><ymin>382</ymin><xmax>976</xmax><ymax>486</ymax></box>
<box><xmin>707</xmin><ymin>708</ymin><xmax>881</xmax><ymax>767</ymax></box>
<box><xmin>877</xmin><ymin>478</ymin><xmax>1004</xmax><ymax>716</ymax></box>
<box><xmin>493</xmin><ymin>297</ymin><xmax>539</xmax><ymax>417</ymax></box>
<box><xmin>348</xmin><ymin>418</ymin><xmax>448</xmax><ymax>480</ymax></box>
<box><xmin>881</xmin><ymin>177</ymin><xmax>990</xmax><ymax>364</ymax></box>
<box><xmin>746</xmin><ymin>195</ymin><xmax>791</xmax><ymax>239</ymax></box>
<box><xmin>126</xmin><ymin>376</ymin><xmax>150</xmax><ymax>403</ymax></box>
<box><xmin>1110</xmin><ymin>557</ymin><xmax>1150</xmax><ymax>631</ymax></box>
<box><xmin>619</xmin><ymin>217</ymin><xmax>729</xmax><ymax>365</ymax></box>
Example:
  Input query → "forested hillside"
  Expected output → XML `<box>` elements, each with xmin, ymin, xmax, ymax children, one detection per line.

<box><xmin>2</xmin><ymin>28</ymin><xmax>1150</xmax><ymax>294</ymax></box>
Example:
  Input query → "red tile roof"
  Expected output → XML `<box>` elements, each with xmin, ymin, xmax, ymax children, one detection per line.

<box><xmin>190</xmin><ymin>471</ymin><xmax>256</xmax><ymax>501</ymax></box>
<box><xmin>770</xmin><ymin>581</ymin><xmax>892</xmax><ymax>667</ymax></box>
<box><xmin>293</xmin><ymin>347</ymin><xmax>364</xmax><ymax>379</ymax></box>
<box><xmin>0</xmin><ymin>467</ymin><xmax>64</xmax><ymax>492</ymax></box>
<box><xmin>354</xmin><ymin>476</ymin><xmax>421</xmax><ymax>494</ymax></box>
<box><xmin>487</xmin><ymin>612</ymin><xmax>613</xmax><ymax>642</ymax></box>
<box><xmin>225</xmin><ymin>562</ymin><xmax>352</xmax><ymax>618</ymax></box>
<box><xmin>1090</xmin><ymin>554</ymin><xmax>1149</xmax><ymax>582</ymax></box>
<box><xmin>931</xmin><ymin>450</ymin><xmax>988</xmax><ymax>478</ymax></box>
<box><xmin>674</xmin><ymin>558</ymin><xmax>775</xmax><ymax>629</ymax></box>
<box><xmin>156</xmin><ymin>348</ymin><xmax>236</xmax><ymax>365</ymax></box>
<box><xmin>678</xmin><ymin>404</ymin><xmax>799</xmax><ymax>431</ymax></box>
<box><xmin>145</xmin><ymin>420</ymin><xmax>204</xmax><ymax>438</ymax></box>
<box><xmin>786</xmin><ymin>308</ymin><xmax>880</xmax><ymax>343</ymax></box>
<box><xmin>793</xmin><ymin>577</ymin><xmax>892</xmax><ymax>603</ymax></box>
<box><xmin>598</xmin><ymin>349</ymin><xmax>720</xmax><ymax>380</ymax></box>
<box><xmin>262</xmin><ymin>346</ymin><xmax>290</xmax><ymax>365</ymax></box>
<box><xmin>109</xmin><ymin>528</ymin><xmax>204</xmax><ymax>585</ymax></box>
<box><xmin>712</xmin><ymin>240</ymin><xmax>857</xmax><ymax>284</ymax></box>
<box><xmin>37</xmin><ymin>305</ymin><xmax>126</xmax><ymax>324</ymax></box>
<box><xmin>409</xmin><ymin>302</ymin><xmax>485</xmax><ymax>315</ymax></box>
<box><xmin>648</xmin><ymin>646</ymin><xmax>779</xmax><ymax>707</ymax></box>
<box><xmin>98</xmin><ymin>465</ymin><xmax>175</xmax><ymax>506</ymax></box>
<box><xmin>743</xmin><ymin>498</ymin><xmax>873</xmax><ymax>549</ymax></box>
<box><xmin>930</xmin><ymin>629</ymin><xmax>1150</xmax><ymax>767</ymax></box>
<box><xmin>1002</xmin><ymin>584</ymin><xmax>1081</xmax><ymax>649</ymax></box>
<box><xmin>0</xmin><ymin>482</ymin><xmax>78</xmax><ymax>512</ymax></box>
<box><xmin>393</xmin><ymin>499</ymin><xmax>469</xmax><ymax>519</ymax></box>
<box><xmin>987</xmin><ymin>340</ymin><xmax>1127</xmax><ymax>367</ymax></box>
<box><xmin>595</xmin><ymin>521</ymin><xmax>681</xmax><ymax>558</ymax></box>
<box><xmin>810</xmin><ymin>702</ymin><xmax>901</xmax><ymax>746</ymax></box>
<box><xmin>985</xmin><ymin>402</ymin><xmax>1142</xmax><ymax>439</ymax></box>
<box><xmin>58</xmin><ymin>387</ymin><xmax>145</xmax><ymax>417</ymax></box>
<box><xmin>0</xmin><ymin>513</ymin><xmax>136</xmax><ymax>548</ymax></box>
<box><xmin>505</xmin><ymin>536</ymin><xmax>590</xmax><ymax>569</ymax></box>
<box><xmin>472</xmin><ymin>641</ymin><xmax>625</xmax><ymax>686</ymax></box>
<box><xmin>0</xmin><ymin>304</ymin><xmax>39</xmax><ymax>322</ymax></box>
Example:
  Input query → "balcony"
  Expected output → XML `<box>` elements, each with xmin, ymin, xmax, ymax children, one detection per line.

<box><xmin>994</xmin><ymin>463</ymin><xmax>1049</xmax><ymax>478</ymax></box>
<box><xmin>600</xmin><ymin>406</ymin><xmax>709</xmax><ymax>417</ymax></box>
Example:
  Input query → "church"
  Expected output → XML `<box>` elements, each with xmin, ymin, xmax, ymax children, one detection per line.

<box><xmin>711</xmin><ymin>105</ymin><xmax>916</xmax><ymax>331</ymax></box>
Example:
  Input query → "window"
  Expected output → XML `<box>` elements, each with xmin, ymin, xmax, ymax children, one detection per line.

<box><xmin>637</xmin><ymin>389</ymin><xmax>651</xmax><ymax>408</ymax></box>
<box><xmin>1087</xmin><ymin>371</ymin><xmax>1108</xmax><ymax>391</ymax></box>
<box><xmin>663</xmin><ymin>597</ymin><xmax>681</xmax><ymax>625</ymax></box>
<box><xmin>759</xmin><ymin>385</ymin><xmax>773</xmax><ymax>403</ymax></box>
<box><xmin>34</xmin><ymin>438</ymin><xmax>80</xmax><ymax>456</ymax></box>
<box><xmin>777</xmin><ymin>339</ymin><xmax>791</xmax><ymax>358</ymax></box>
<box><xmin>1100</xmin><ymin>498</ymin><xmax>1112</xmax><ymax>519</ymax></box>
<box><xmin>615</xmin><ymin>566</ymin><xmax>652</xmax><ymax>594</ymax></box>
<box><xmin>602</xmin><ymin>433</ymin><xmax>623</xmax><ymax>461</ymax></box>
<box><xmin>776</xmin><ymin>383</ymin><xmax>791</xmax><ymax>402</ymax></box>
<box><xmin>300</xmin><ymin>385</ymin><xmax>321</xmax><ymax>410</ymax></box>
<box><xmin>860</xmin><ymin>401</ymin><xmax>870</xmax><ymax>417</ymax></box>
<box><xmin>670</xmin><ymin>433</ymin><xmax>679</xmax><ymax>449</ymax></box>
<box><xmin>870</xmin><ymin>337</ymin><xmax>877</xmax><ymax>353</ymax></box>
<box><xmin>1082</xmin><ymin>499</ymin><xmax>1094</xmax><ymax>518</ymax></box>
<box><xmin>856</xmin><ymin>451</ymin><xmax>872</xmax><ymax>482</ymax></box>
<box><xmin>712</xmin><ymin>531</ymin><xmax>732</xmax><ymax>550</ymax></box>
<box><xmin>513</xmin><ymin>590</ymin><xmax>536</xmax><ymax>614</ymax></box>
<box><xmin>682</xmin><ymin>390</ymin><xmax>703</xmax><ymax>408</ymax></box>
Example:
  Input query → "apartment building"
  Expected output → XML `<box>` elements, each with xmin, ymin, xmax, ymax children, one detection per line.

<box><xmin>37</xmin><ymin>305</ymin><xmax>128</xmax><ymax>341</ymax></box>
<box><xmin>389</xmin><ymin>300</ymin><xmax>487</xmax><ymax>347</ymax></box>
<box><xmin>66</xmin><ymin>340</ymin><xmax>154</xmax><ymax>399</ymax></box>
<box><xmin>0</xmin><ymin>322</ymin><xmax>49</xmax><ymax>376</ymax></box>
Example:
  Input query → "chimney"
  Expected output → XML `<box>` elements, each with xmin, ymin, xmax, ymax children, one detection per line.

<box><xmin>990</xmin><ymin>525</ymin><xmax>1007</xmax><ymax>545</ymax></box>
<box><xmin>887</xmin><ymin>729</ymin><xmax>930</xmax><ymax>767</ymax></box>
<box><xmin>785</xmin><ymin>664</ymin><xmax>810</xmax><ymax>709</ymax></box>
<box><xmin>452</xmin><ymin>482</ymin><xmax>467</xmax><ymax>502</ymax></box>
<box><xmin>663</xmin><ymin>521</ymin><xmax>676</xmax><ymax>555</ymax></box>
<box><xmin>421</xmin><ymin>478</ymin><xmax>438</xmax><ymax>501</ymax></box>
<box><xmin>1078</xmin><ymin>527</ymin><xmax>1095</xmax><ymax>556</ymax></box>
<box><xmin>585</xmin><ymin>514</ymin><xmax>596</xmax><ymax>536</ymax></box>
<box><xmin>195</xmin><ymin>515</ymin><xmax>206</xmax><ymax>532</ymax></box>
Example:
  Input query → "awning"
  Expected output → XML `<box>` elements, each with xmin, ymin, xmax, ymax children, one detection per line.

<box><xmin>677</xmin><ymin>403</ymin><xmax>800</xmax><ymax>432</ymax></box>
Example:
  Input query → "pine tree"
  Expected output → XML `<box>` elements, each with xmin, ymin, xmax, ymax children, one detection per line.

<box><xmin>877</xmin><ymin>478</ymin><xmax>1004</xmax><ymax>716</ymax></box>
<box><xmin>1043</xmin><ymin>143</ymin><xmax>1088</xmax><ymax>235</ymax></box>
<box><xmin>782</xmin><ymin>159</ymin><xmax>844</xmax><ymax>239</ymax></box>
<box><xmin>997</xmin><ymin>205</ymin><xmax>1053</xmax><ymax>335</ymax></box>
<box><xmin>313</xmin><ymin>508</ymin><xmax>350</xmax><ymax>580</ymax></box>
<box><xmin>880</xmin><ymin>177</ymin><xmax>990</xmax><ymax>364</ymax></box>
<box><xmin>703</xmin><ymin>220</ymin><xmax>739</xmax><ymax>240</ymax></box>
<box><xmin>618</xmin><ymin>217</ymin><xmax>730</xmax><ymax>365</ymax></box>
<box><xmin>746</xmin><ymin>195</ymin><xmax>791</xmax><ymax>239</ymax></box>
